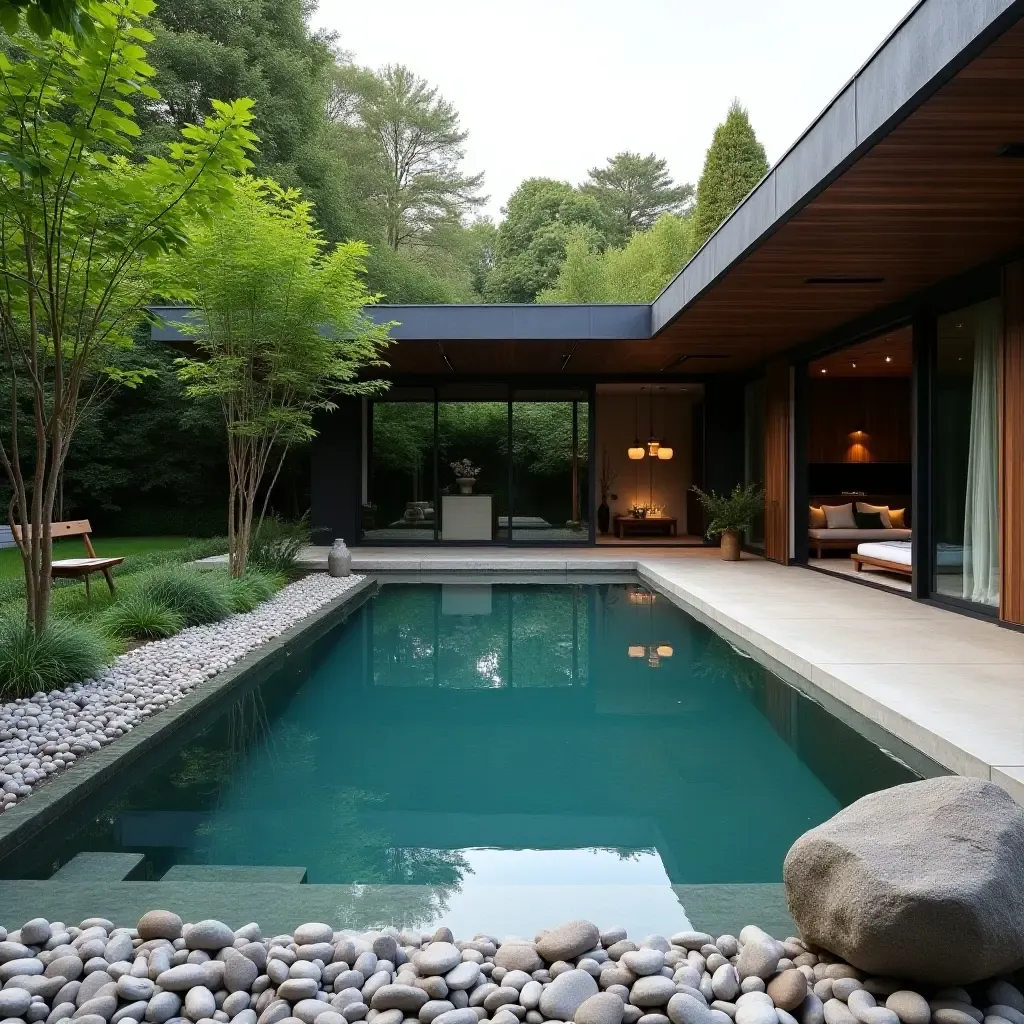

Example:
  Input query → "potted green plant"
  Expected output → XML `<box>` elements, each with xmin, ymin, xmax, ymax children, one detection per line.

<box><xmin>690</xmin><ymin>483</ymin><xmax>764</xmax><ymax>560</ymax></box>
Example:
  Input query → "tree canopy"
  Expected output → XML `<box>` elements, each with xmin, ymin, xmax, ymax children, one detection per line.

<box><xmin>692</xmin><ymin>99</ymin><xmax>769</xmax><ymax>251</ymax></box>
<box><xmin>583</xmin><ymin>152</ymin><xmax>693</xmax><ymax>245</ymax></box>
<box><xmin>539</xmin><ymin>214</ymin><xmax>694</xmax><ymax>303</ymax></box>
<box><xmin>484</xmin><ymin>179</ymin><xmax>609</xmax><ymax>303</ymax></box>
<box><xmin>341</xmin><ymin>64</ymin><xmax>485</xmax><ymax>249</ymax></box>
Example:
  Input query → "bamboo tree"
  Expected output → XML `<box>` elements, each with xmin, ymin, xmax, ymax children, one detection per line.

<box><xmin>0</xmin><ymin>0</ymin><xmax>256</xmax><ymax>632</ymax></box>
<box><xmin>167</xmin><ymin>178</ymin><xmax>393</xmax><ymax>577</ymax></box>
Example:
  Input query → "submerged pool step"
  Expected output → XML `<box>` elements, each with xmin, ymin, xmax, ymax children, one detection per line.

<box><xmin>161</xmin><ymin>864</ymin><xmax>308</xmax><ymax>884</ymax></box>
<box><xmin>51</xmin><ymin>852</ymin><xmax>146</xmax><ymax>882</ymax></box>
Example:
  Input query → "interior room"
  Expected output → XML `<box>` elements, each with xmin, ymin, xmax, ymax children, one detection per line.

<box><xmin>594</xmin><ymin>384</ymin><xmax>703</xmax><ymax>546</ymax></box>
<box><xmin>805</xmin><ymin>329</ymin><xmax>913</xmax><ymax>592</ymax></box>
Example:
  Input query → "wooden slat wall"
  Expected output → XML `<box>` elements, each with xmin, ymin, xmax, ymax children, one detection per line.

<box><xmin>764</xmin><ymin>361</ymin><xmax>791</xmax><ymax>564</ymax></box>
<box><xmin>1001</xmin><ymin>262</ymin><xmax>1024</xmax><ymax>625</ymax></box>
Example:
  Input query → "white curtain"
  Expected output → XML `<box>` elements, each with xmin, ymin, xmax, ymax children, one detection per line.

<box><xmin>963</xmin><ymin>299</ymin><xmax>1001</xmax><ymax>606</ymax></box>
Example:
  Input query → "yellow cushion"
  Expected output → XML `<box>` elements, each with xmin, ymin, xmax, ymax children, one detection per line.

<box><xmin>809</xmin><ymin>506</ymin><xmax>826</xmax><ymax>529</ymax></box>
<box><xmin>889</xmin><ymin>508</ymin><xmax>906</xmax><ymax>529</ymax></box>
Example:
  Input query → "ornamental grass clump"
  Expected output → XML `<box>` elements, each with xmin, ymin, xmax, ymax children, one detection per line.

<box><xmin>0</xmin><ymin>616</ymin><xmax>109</xmax><ymax>698</ymax></box>
<box><xmin>248</xmin><ymin>517</ymin><xmax>309</xmax><ymax>580</ymax></box>
<box><xmin>132</xmin><ymin>567</ymin><xmax>234</xmax><ymax>627</ymax></box>
<box><xmin>227</xmin><ymin>570</ymin><xmax>286</xmax><ymax>613</ymax></box>
<box><xmin>99</xmin><ymin>595</ymin><xmax>184</xmax><ymax>642</ymax></box>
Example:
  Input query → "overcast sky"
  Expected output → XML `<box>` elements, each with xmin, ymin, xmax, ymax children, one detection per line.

<box><xmin>311</xmin><ymin>0</ymin><xmax>917</xmax><ymax>222</ymax></box>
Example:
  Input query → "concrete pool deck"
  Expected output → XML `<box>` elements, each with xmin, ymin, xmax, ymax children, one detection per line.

<box><xmin>313</xmin><ymin>544</ymin><xmax>1024</xmax><ymax>802</ymax></box>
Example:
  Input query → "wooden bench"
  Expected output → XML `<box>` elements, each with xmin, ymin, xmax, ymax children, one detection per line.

<box><xmin>12</xmin><ymin>520</ymin><xmax>124</xmax><ymax>599</ymax></box>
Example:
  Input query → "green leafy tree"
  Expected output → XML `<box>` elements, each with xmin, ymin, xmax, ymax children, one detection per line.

<box><xmin>0</xmin><ymin>0</ymin><xmax>91</xmax><ymax>36</ymax></box>
<box><xmin>584</xmin><ymin>152</ymin><xmax>693</xmax><ymax>245</ymax></box>
<box><xmin>0</xmin><ymin>0</ymin><xmax>255</xmax><ymax>633</ymax></box>
<box><xmin>167</xmin><ymin>178</ymin><xmax>394</xmax><ymax>576</ymax></box>
<box><xmin>692</xmin><ymin>100</ymin><xmax>769</xmax><ymax>250</ymax></box>
<box><xmin>345</xmin><ymin>64</ymin><xmax>485</xmax><ymax>250</ymax></box>
<box><xmin>485</xmin><ymin>179</ymin><xmax>608</xmax><ymax>303</ymax></box>
<box><xmin>134</xmin><ymin>0</ymin><xmax>364</xmax><ymax>243</ymax></box>
<box><xmin>540</xmin><ymin>214</ymin><xmax>694</xmax><ymax>303</ymax></box>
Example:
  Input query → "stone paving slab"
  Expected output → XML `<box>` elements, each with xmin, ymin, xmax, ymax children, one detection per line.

<box><xmin>0</xmin><ymin>878</ymin><xmax>792</xmax><ymax>940</ymax></box>
<box><xmin>161</xmin><ymin>864</ymin><xmax>309</xmax><ymax>883</ymax></box>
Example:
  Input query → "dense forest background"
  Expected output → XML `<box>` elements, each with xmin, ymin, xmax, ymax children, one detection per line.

<box><xmin>59</xmin><ymin>0</ymin><xmax>770</xmax><ymax>534</ymax></box>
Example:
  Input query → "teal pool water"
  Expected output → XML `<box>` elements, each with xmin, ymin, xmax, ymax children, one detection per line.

<box><xmin>2</xmin><ymin>581</ymin><xmax>925</xmax><ymax>935</ymax></box>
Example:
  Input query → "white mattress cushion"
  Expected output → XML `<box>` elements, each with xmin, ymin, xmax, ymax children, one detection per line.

<box><xmin>857</xmin><ymin>540</ymin><xmax>912</xmax><ymax>565</ymax></box>
<box><xmin>808</xmin><ymin>528</ymin><xmax>912</xmax><ymax>541</ymax></box>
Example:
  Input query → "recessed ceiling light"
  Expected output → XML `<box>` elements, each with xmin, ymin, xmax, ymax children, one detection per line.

<box><xmin>821</xmin><ymin>368</ymin><xmax>827</xmax><ymax>374</ymax></box>
<box><xmin>885</xmin><ymin>356</ymin><xmax>892</xmax><ymax>363</ymax></box>
<box><xmin>852</xmin><ymin>362</ymin><xmax>857</xmax><ymax>368</ymax></box>
<box><xmin>805</xmin><ymin>275</ymin><xmax>885</xmax><ymax>285</ymax></box>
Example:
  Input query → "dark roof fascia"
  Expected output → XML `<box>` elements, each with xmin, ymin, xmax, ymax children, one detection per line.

<box><xmin>365</xmin><ymin>303</ymin><xmax>651</xmax><ymax>340</ymax></box>
<box><xmin>650</xmin><ymin>0</ymin><xmax>1024</xmax><ymax>336</ymax></box>
<box><xmin>149</xmin><ymin>303</ymin><xmax>652</xmax><ymax>343</ymax></box>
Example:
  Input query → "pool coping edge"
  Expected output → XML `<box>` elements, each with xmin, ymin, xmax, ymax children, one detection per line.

<box><xmin>0</xmin><ymin>575</ymin><xmax>377</xmax><ymax>862</ymax></box>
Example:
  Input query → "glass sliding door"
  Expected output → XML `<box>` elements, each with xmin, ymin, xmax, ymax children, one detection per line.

<box><xmin>744</xmin><ymin>379</ymin><xmax>766</xmax><ymax>550</ymax></box>
<box><xmin>437</xmin><ymin>397</ymin><xmax>509</xmax><ymax>542</ymax></box>
<box><xmin>364</xmin><ymin>397</ymin><xmax>435</xmax><ymax>542</ymax></box>
<box><xmin>932</xmin><ymin>299</ymin><xmax>1001</xmax><ymax>608</ymax></box>
<box><xmin>509</xmin><ymin>392</ymin><xmax>589</xmax><ymax>542</ymax></box>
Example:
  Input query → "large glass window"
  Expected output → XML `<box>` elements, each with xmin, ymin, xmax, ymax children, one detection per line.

<box><xmin>437</xmin><ymin>399</ymin><xmax>509</xmax><ymax>542</ymax></box>
<box><xmin>365</xmin><ymin>390</ymin><xmax>591</xmax><ymax>544</ymax></box>
<box><xmin>510</xmin><ymin>395</ymin><xmax>588</xmax><ymax>542</ymax></box>
<box><xmin>364</xmin><ymin>400</ymin><xmax>435</xmax><ymax>542</ymax></box>
<box><xmin>933</xmin><ymin>299</ymin><xmax>1001</xmax><ymax>607</ymax></box>
<box><xmin>744</xmin><ymin>379</ymin><xmax>766</xmax><ymax>549</ymax></box>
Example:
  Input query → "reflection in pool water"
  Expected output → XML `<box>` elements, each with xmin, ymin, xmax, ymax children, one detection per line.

<box><xmin>2</xmin><ymin>583</ymin><xmax>925</xmax><ymax>934</ymax></box>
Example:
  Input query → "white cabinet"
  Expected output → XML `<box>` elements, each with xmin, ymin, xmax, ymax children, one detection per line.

<box><xmin>441</xmin><ymin>494</ymin><xmax>493</xmax><ymax>541</ymax></box>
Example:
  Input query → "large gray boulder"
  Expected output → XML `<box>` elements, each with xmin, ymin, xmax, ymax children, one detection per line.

<box><xmin>783</xmin><ymin>777</ymin><xmax>1024</xmax><ymax>984</ymax></box>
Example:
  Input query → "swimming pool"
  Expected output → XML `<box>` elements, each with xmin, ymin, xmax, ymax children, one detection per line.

<box><xmin>0</xmin><ymin>581</ymin><xmax>928</xmax><ymax>935</ymax></box>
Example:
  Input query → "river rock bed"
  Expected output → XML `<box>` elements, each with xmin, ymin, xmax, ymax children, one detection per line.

<box><xmin>0</xmin><ymin>916</ymin><xmax>1019</xmax><ymax>1024</ymax></box>
<box><xmin>0</xmin><ymin>574</ymin><xmax>365</xmax><ymax>812</ymax></box>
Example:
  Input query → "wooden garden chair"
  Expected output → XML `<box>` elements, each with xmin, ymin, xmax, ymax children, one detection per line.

<box><xmin>11</xmin><ymin>520</ymin><xmax>124</xmax><ymax>601</ymax></box>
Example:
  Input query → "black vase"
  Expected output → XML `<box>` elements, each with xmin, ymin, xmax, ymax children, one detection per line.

<box><xmin>597</xmin><ymin>502</ymin><xmax>610</xmax><ymax>534</ymax></box>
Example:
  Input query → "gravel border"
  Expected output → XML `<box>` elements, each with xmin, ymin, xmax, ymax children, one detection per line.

<box><xmin>0</xmin><ymin>915</ymin><xmax>1016</xmax><ymax>1024</ymax></box>
<box><xmin>0</xmin><ymin>574</ymin><xmax>368</xmax><ymax>815</ymax></box>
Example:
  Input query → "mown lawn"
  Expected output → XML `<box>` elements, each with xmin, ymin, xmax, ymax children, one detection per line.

<box><xmin>0</xmin><ymin>536</ymin><xmax>198</xmax><ymax>579</ymax></box>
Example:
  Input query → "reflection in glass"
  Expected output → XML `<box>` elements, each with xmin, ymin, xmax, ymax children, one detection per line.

<box><xmin>510</xmin><ymin>401</ymin><xmax>589</xmax><ymax>541</ymax></box>
<box><xmin>933</xmin><ymin>300</ymin><xmax>1001</xmax><ymax>606</ymax></box>
<box><xmin>437</xmin><ymin>402</ymin><xmax>508</xmax><ymax>541</ymax></box>
<box><xmin>365</xmin><ymin>402</ymin><xmax>435</xmax><ymax>542</ymax></box>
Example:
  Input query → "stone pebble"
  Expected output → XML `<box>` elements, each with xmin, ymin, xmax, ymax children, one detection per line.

<box><xmin>0</xmin><ymin>574</ymin><xmax>365</xmax><ymax>813</ymax></box>
<box><xmin>0</xmin><ymin>914</ymin><xmax>1021</xmax><ymax>1024</ymax></box>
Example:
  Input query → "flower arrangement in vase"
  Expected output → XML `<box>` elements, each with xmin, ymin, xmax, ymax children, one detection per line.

<box><xmin>450</xmin><ymin>458</ymin><xmax>481</xmax><ymax>495</ymax></box>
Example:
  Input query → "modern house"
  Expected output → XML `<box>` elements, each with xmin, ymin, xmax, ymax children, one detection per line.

<box><xmin>153</xmin><ymin>0</ymin><xmax>1024</xmax><ymax>629</ymax></box>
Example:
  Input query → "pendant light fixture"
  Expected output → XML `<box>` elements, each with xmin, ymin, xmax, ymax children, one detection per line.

<box><xmin>628</xmin><ymin>390</ymin><xmax>645</xmax><ymax>460</ymax></box>
<box><xmin>655</xmin><ymin>387</ymin><xmax>674</xmax><ymax>459</ymax></box>
<box><xmin>646</xmin><ymin>387</ymin><xmax>660</xmax><ymax>456</ymax></box>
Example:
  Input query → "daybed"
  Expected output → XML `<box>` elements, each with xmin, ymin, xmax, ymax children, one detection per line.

<box><xmin>808</xmin><ymin>500</ymin><xmax>910</xmax><ymax>558</ymax></box>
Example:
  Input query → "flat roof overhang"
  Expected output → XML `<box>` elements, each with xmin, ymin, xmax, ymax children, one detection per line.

<box><xmin>651</xmin><ymin>0</ymin><xmax>1024</xmax><ymax>368</ymax></box>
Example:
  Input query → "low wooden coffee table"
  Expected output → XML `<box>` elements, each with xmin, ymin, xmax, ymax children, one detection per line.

<box><xmin>614</xmin><ymin>515</ymin><xmax>678</xmax><ymax>539</ymax></box>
